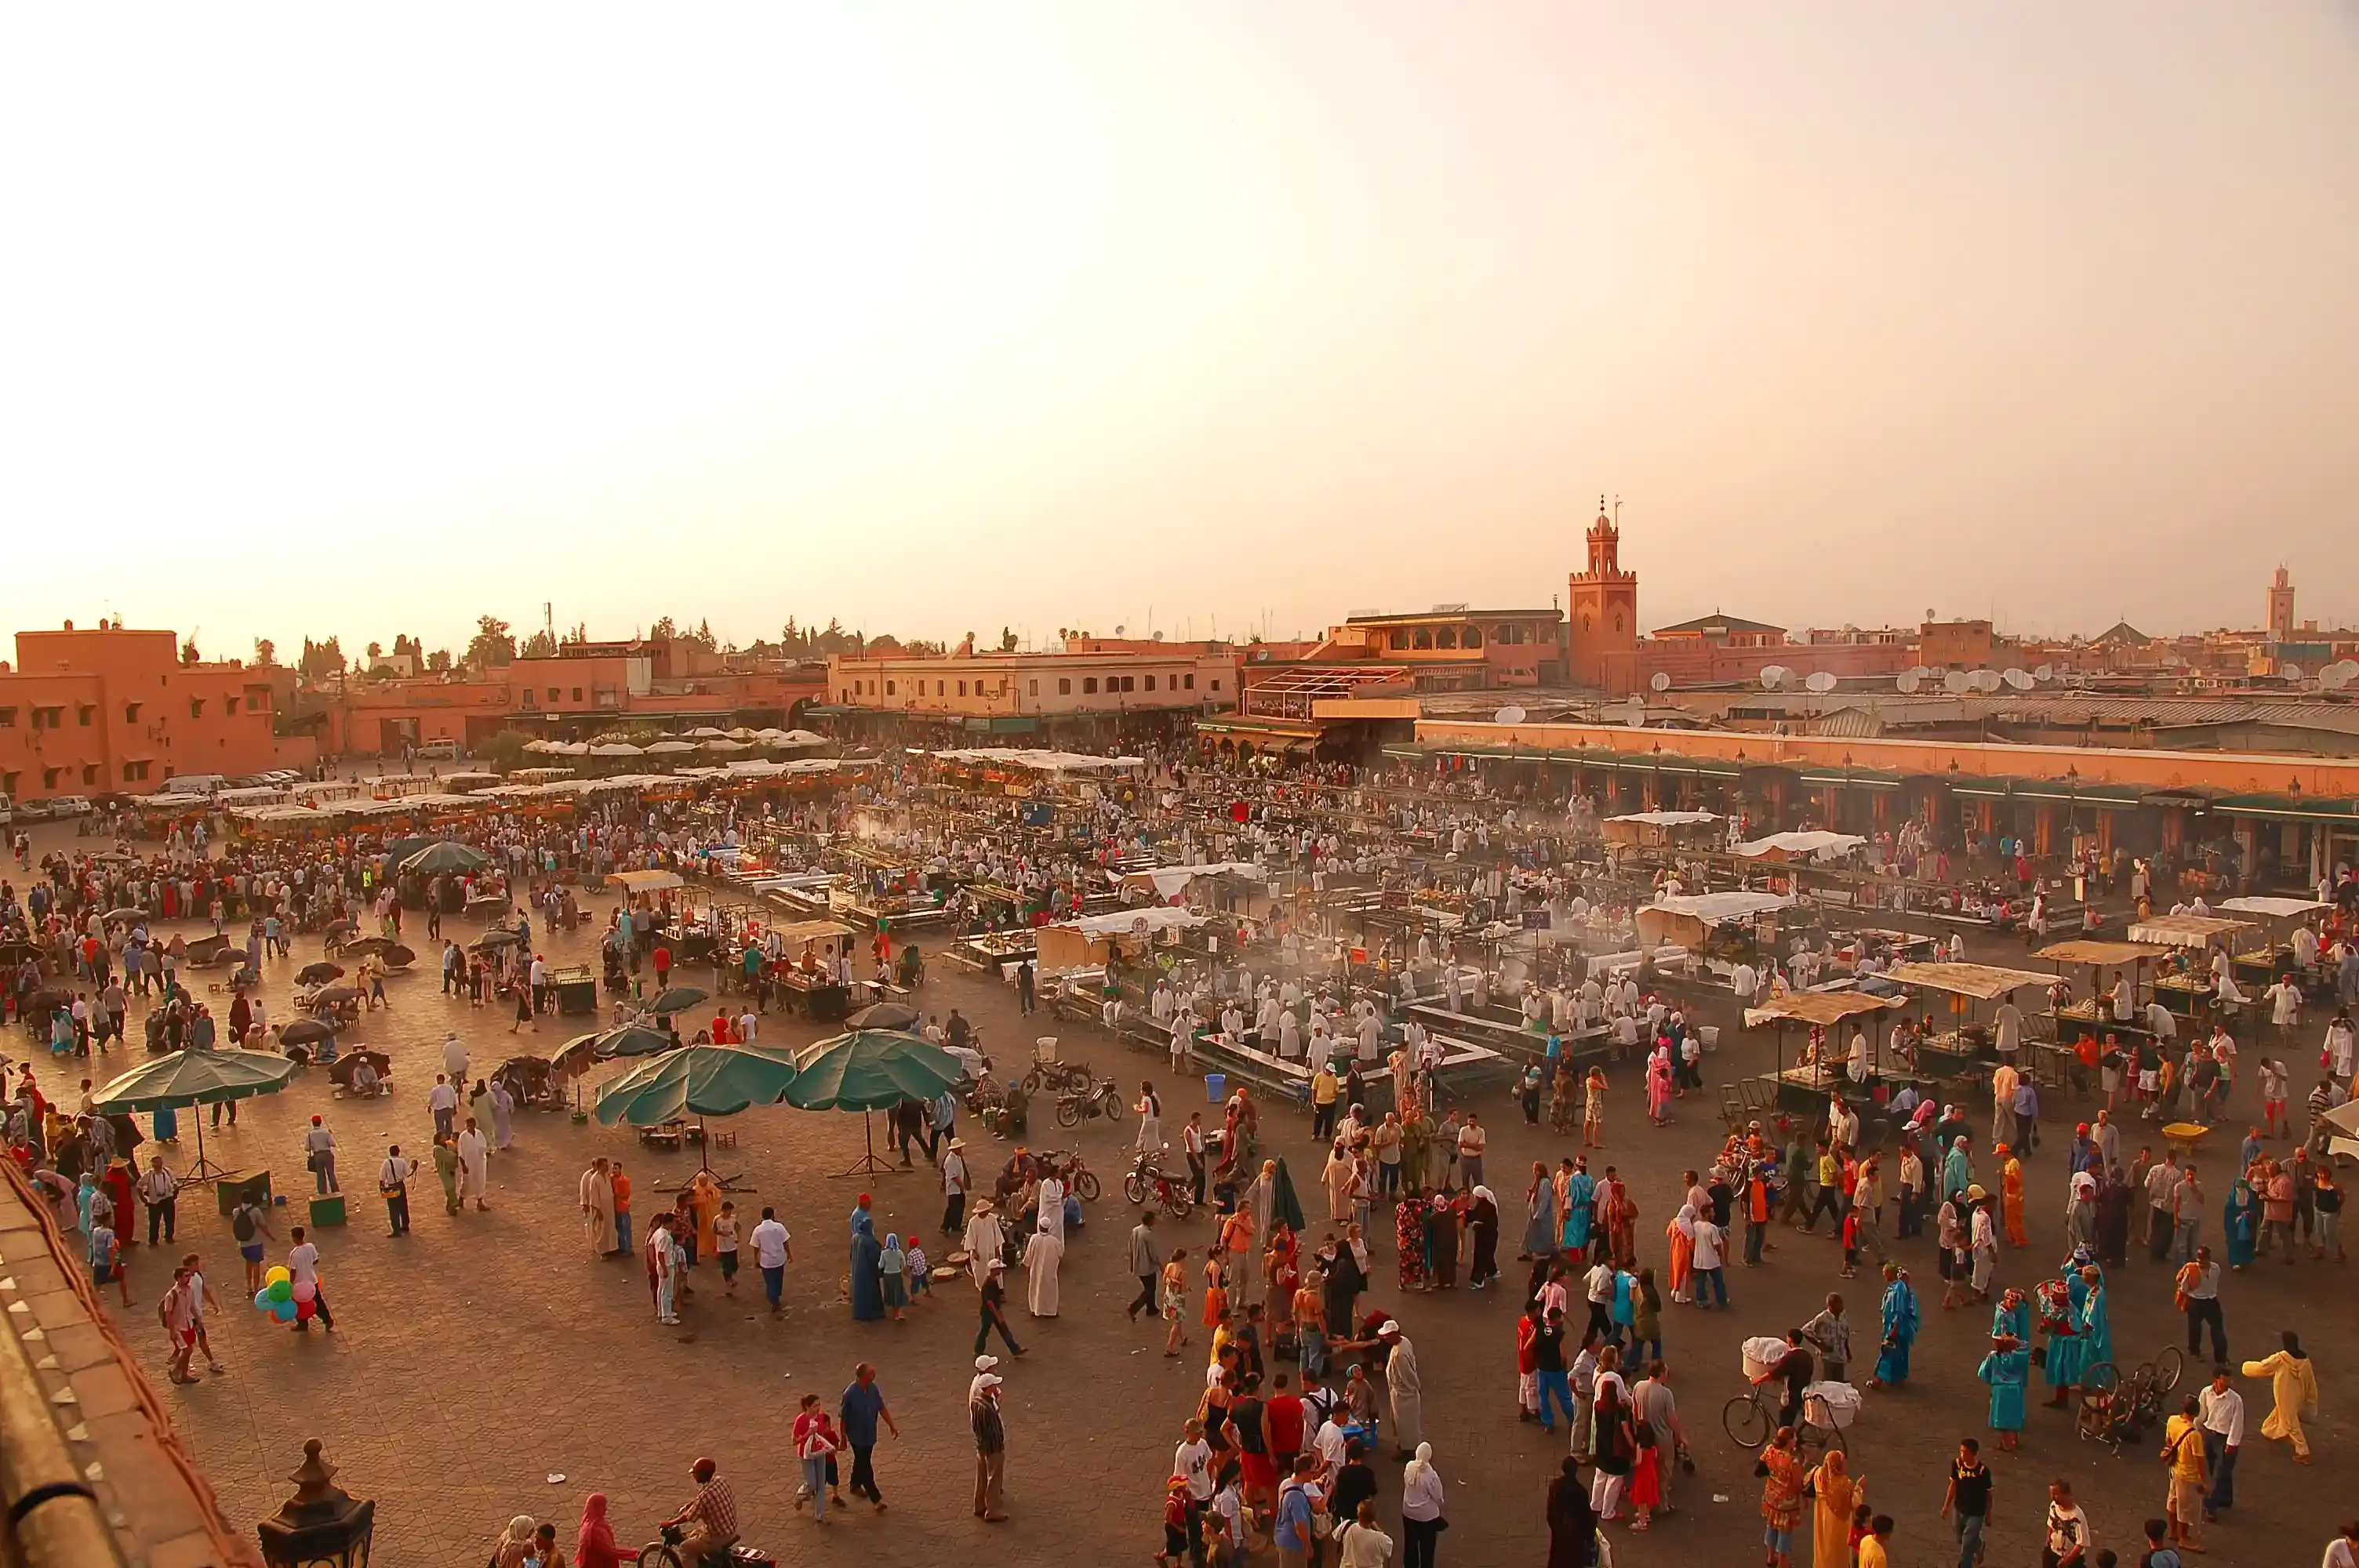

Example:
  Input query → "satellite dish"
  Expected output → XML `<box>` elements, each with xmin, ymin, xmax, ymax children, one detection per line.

<box><xmin>1494</xmin><ymin>705</ymin><xmax>1527</xmax><ymax>725</ymax></box>
<box><xmin>1805</xmin><ymin>671</ymin><xmax>1837</xmax><ymax>693</ymax></box>
<box><xmin>2034</xmin><ymin>663</ymin><xmax>2055</xmax><ymax>682</ymax></box>
<box><xmin>1976</xmin><ymin>670</ymin><xmax>2007</xmax><ymax>692</ymax></box>
<box><xmin>2281</xmin><ymin>664</ymin><xmax>2304</xmax><ymax>681</ymax></box>
<box><xmin>1625</xmin><ymin>707</ymin><xmax>1646</xmax><ymax>729</ymax></box>
<box><xmin>1943</xmin><ymin>670</ymin><xmax>1970</xmax><ymax>695</ymax></box>
<box><xmin>2322</xmin><ymin>664</ymin><xmax>2356</xmax><ymax>691</ymax></box>
<box><xmin>2339</xmin><ymin>659</ymin><xmax>2359</xmax><ymax>679</ymax></box>
<box><xmin>1896</xmin><ymin>670</ymin><xmax>1921</xmax><ymax>694</ymax></box>
<box><xmin>1760</xmin><ymin>666</ymin><xmax>1789</xmax><ymax>690</ymax></box>
<box><xmin>2002</xmin><ymin>668</ymin><xmax>2033</xmax><ymax>690</ymax></box>
<box><xmin>1649</xmin><ymin>671</ymin><xmax>1672</xmax><ymax>692</ymax></box>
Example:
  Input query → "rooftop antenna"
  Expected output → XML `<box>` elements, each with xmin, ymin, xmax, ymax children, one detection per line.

<box><xmin>1613</xmin><ymin>495</ymin><xmax>1622</xmax><ymax>526</ymax></box>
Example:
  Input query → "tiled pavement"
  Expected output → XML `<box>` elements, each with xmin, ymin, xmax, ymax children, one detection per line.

<box><xmin>35</xmin><ymin>866</ymin><xmax>2343</xmax><ymax>1565</ymax></box>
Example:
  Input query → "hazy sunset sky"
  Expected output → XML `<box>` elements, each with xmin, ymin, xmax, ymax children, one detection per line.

<box><xmin>4</xmin><ymin>5</ymin><xmax>2354</xmax><ymax>660</ymax></box>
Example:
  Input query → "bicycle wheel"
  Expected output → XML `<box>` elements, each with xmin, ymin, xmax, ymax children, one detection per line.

<box><xmin>2080</xmin><ymin>1360</ymin><xmax>2119</xmax><ymax>1397</ymax></box>
<box><xmin>1722</xmin><ymin>1393</ymin><xmax>1770</xmax><ymax>1450</ymax></box>
<box><xmin>1074</xmin><ymin>1169</ymin><xmax>1101</xmax><ymax>1203</ymax></box>
<box><xmin>2150</xmin><ymin>1346</ymin><xmax>2184</xmax><ymax>1394</ymax></box>
<box><xmin>2074</xmin><ymin>1399</ymin><xmax>2111</xmax><ymax>1445</ymax></box>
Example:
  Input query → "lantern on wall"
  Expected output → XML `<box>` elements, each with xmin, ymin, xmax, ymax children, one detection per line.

<box><xmin>256</xmin><ymin>1440</ymin><xmax>374</xmax><ymax>1568</ymax></box>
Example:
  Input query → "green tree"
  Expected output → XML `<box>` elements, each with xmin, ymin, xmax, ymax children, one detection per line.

<box><xmin>999</xmin><ymin>626</ymin><xmax>1019</xmax><ymax>652</ymax></box>
<box><xmin>467</xmin><ymin>615</ymin><xmax>517</xmax><ymax>668</ymax></box>
<box><xmin>426</xmin><ymin>648</ymin><xmax>453</xmax><ymax>673</ymax></box>
<box><xmin>477</xmin><ymin>728</ymin><xmax>537</xmax><ymax>773</ymax></box>
<box><xmin>366</xmin><ymin>640</ymin><xmax>383</xmax><ymax>659</ymax></box>
<box><xmin>253</xmin><ymin>637</ymin><xmax>277</xmax><ymax>666</ymax></box>
<box><xmin>649</xmin><ymin>615</ymin><xmax>678</xmax><ymax>643</ymax></box>
<box><xmin>298</xmin><ymin>636</ymin><xmax>346</xmax><ymax>679</ymax></box>
<box><xmin>519</xmin><ymin>629</ymin><xmax>558</xmax><ymax>658</ymax></box>
<box><xmin>180</xmin><ymin>636</ymin><xmax>200</xmax><ymax>665</ymax></box>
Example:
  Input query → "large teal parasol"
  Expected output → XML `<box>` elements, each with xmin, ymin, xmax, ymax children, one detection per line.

<box><xmin>784</xmin><ymin>1030</ymin><xmax>967</xmax><ymax>1178</ymax></box>
<box><xmin>93</xmin><ymin>1047</ymin><xmax>297</xmax><ymax>1182</ymax></box>
<box><xmin>592</xmin><ymin>1042</ymin><xmax>801</xmax><ymax>1176</ymax></box>
<box><xmin>401</xmin><ymin>840</ymin><xmax>490</xmax><ymax>877</ymax></box>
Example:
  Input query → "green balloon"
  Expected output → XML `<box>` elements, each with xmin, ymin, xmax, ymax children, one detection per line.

<box><xmin>265</xmin><ymin>1279</ymin><xmax>293</xmax><ymax>1303</ymax></box>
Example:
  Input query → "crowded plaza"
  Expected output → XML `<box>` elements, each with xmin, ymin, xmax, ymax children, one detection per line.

<box><xmin>3</xmin><ymin>731</ymin><xmax>2354</xmax><ymax>1567</ymax></box>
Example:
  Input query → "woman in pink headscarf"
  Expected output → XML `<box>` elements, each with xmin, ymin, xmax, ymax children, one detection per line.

<box><xmin>576</xmin><ymin>1493</ymin><xmax>621</xmax><ymax>1568</ymax></box>
<box><xmin>1645</xmin><ymin>1044</ymin><xmax>1675</xmax><ymax>1128</ymax></box>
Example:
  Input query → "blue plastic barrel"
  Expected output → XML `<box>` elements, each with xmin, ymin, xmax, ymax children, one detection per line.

<box><xmin>1205</xmin><ymin>1072</ymin><xmax>1227</xmax><ymax>1103</ymax></box>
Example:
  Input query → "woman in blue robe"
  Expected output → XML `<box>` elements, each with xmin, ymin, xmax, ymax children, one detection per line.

<box><xmin>152</xmin><ymin>1104</ymin><xmax>179</xmax><ymax>1143</ymax></box>
<box><xmin>1560</xmin><ymin>1165</ymin><xmax>1595</xmax><ymax>1254</ymax></box>
<box><xmin>1991</xmin><ymin>1287</ymin><xmax>2032</xmax><ymax>1346</ymax></box>
<box><xmin>2040</xmin><ymin>1276</ymin><xmax>2083</xmax><ymax>1401</ymax></box>
<box><xmin>1521</xmin><ymin>1162</ymin><xmax>1557</xmax><ymax>1259</ymax></box>
<box><xmin>849</xmin><ymin>1208</ymin><xmax>885</xmax><ymax>1321</ymax></box>
<box><xmin>1977</xmin><ymin>1336</ymin><xmax>2030</xmax><ymax>1447</ymax></box>
<box><xmin>2074</xmin><ymin>1266</ymin><xmax>2112</xmax><ymax>1378</ymax></box>
<box><xmin>1868</xmin><ymin>1262</ymin><xmax>1919</xmax><ymax>1387</ymax></box>
<box><xmin>2222</xmin><ymin>1178</ymin><xmax>2260</xmax><ymax>1269</ymax></box>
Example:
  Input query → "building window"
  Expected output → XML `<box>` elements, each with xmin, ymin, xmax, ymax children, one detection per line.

<box><xmin>225</xmin><ymin>697</ymin><xmax>240</xmax><ymax>714</ymax></box>
<box><xmin>1390</xmin><ymin>630</ymin><xmax>1409</xmax><ymax>652</ymax></box>
<box><xmin>1083</xmin><ymin>677</ymin><xmax>1099</xmax><ymax>695</ymax></box>
<box><xmin>77</xmin><ymin>705</ymin><xmax>95</xmax><ymax>726</ymax></box>
<box><xmin>82</xmin><ymin>765</ymin><xmax>98</xmax><ymax>785</ymax></box>
<box><xmin>1028</xmin><ymin>680</ymin><xmax>1038</xmax><ymax>696</ymax></box>
<box><xmin>1121</xmin><ymin>675</ymin><xmax>1136</xmax><ymax>692</ymax></box>
<box><xmin>0</xmin><ymin>707</ymin><xmax>13</xmax><ymax>728</ymax></box>
<box><xmin>122</xmin><ymin>761</ymin><xmax>151</xmax><ymax>783</ymax></box>
<box><xmin>0</xmin><ymin>772</ymin><xmax>14</xmax><ymax>796</ymax></box>
<box><xmin>1144</xmin><ymin>674</ymin><xmax>1157</xmax><ymax>691</ymax></box>
<box><xmin>547</xmin><ymin>687</ymin><xmax>560</xmax><ymax>702</ymax></box>
<box><xmin>1183</xmin><ymin>674</ymin><xmax>1195</xmax><ymax>690</ymax></box>
<box><xmin>958</xmin><ymin>681</ymin><xmax>967</xmax><ymax>697</ymax></box>
<box><xmin>1059</xmin><ymin>678</ymin><xmax>1071</xmax><ymax>695</ymax></box>
<box><xmin>1613</xmin><ymin>615</ymin><xmax>1623</xmax><ymax>633</ymax></box>
<box><xmin>188</xmin><ymin>700</ymin><xmax>205</xmax><ymax>720</ymax></box>
<box><xmin>42</xmin><ymin>768</ymin><xmax>61</xmax><ymax>789</ymax></box>
<box><xmin>936</xmin><ymin>681</ymin><xmax>944</xmax><ymax>696</ymax></box>
<box><xmin>572</xmin><ymin>687</ymin><xmax>584</xmax><ymax>702</ymax></box>
<box><xmin>1462</xmin><ymin>626</ymin><xmax>1482</xmax><ymax>648</ymax></box>
<box><xmin>1435</xmin><ymin>628</ymin><xmax>1456</xmax><ymax>649</ymax></box>
<box><xmin>1412</xmin><ymin>629</ymin><xmax>1433</xmax><ymax>649</ymax></box>
<box><xmin>1211</xmin><ymin>679</ymin><xmax>1221</xmax><ymax>691</ymax></box>
<box><xmin>124</xmin><ymin>702</ymin><xmax>141</xmax><ymax>724</ymax></box>
<box><xmin>520</xmin><ymin>689</ymin><xmax>537</xmax><ymax>709</ymax></box>
<box><xmin>35</xmin><ymin>706</ymin><xmax>64</xmax><ymax>729</ymax></box>
<box><xmin>885</xmin><ymin>681</ymin><xmax>896</xmax><ymax>695</ymax></box>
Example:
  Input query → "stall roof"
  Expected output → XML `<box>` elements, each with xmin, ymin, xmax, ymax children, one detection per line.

<box><xmin>1645</xmin><ymin>891</ymin><xmax>1793</xmax><ymax>923</ymax></box>
<box><xmin>609</xmin><ymin>869</ymin><xmax>685</xmax><ymax>893</ymax></box>
<box><xmin>769</xmin><ymin>919</ymin><xmax>857</xmax><ymax>944</ymax></box>
<box><xmin>1743</xmin><ymin>991</ymin><xmax>1904</xmax><ymax>1028</ymax></box>
<box><xmin>1731</xmin><ymin>830</ymin><xmax>1868</xmax><ymax>860</ymax></box>
<box><xmin>1882</xmin><ymin>960</ymin><xmax>2055</xmax><ymax>999</ymax></box>
<box><xmin>1604</xmin><ymin>810</ymin><xmax>1721</xmax><ymax>826</ymax></box>
<box><xmin>2126</xmin><ymin>913</ymin><xmax>2259</xmax><ymax>948</ymax></box>
<box><xmin>1117</xmin><ymin>862</ymin><xmax>1264</xmax><ymax>900</ymax></box>
<box><xmin>2037</xmin><ymin>939</ymin><xmax>2172</xmax><ymax>967</ymax></box>
<box><xmin>2216</xmin><ymin>895</ymin><xmax>2332</xmax><ymax>920</ymax></box>
<box><xmin>1059</xmin><ymin>906</ymin><xmax>1211</xmax><ymax>937</ymax></box>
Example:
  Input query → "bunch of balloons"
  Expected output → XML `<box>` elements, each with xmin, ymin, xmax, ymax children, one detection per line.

<box><xmin>250</xmin><ymin>1265</ymin><xmax>317</xmax><ymax>1324</ymax></box>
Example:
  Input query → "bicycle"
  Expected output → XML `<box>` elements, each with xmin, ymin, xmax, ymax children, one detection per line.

<box><xmin>2075</xmin><ymin>1348</ymin><xmax>2181</xmax><ymax>1453</ymax></box>
<box><xmin>1722</xmin><ymin>1385</ymin><xmax>1846</xmax><ymax>1457</ymax></box>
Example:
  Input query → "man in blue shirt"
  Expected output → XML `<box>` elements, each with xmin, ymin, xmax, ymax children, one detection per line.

<box><xmin>1273</xmin><ymin>1453</ymin><xmax>1321</xmax><ymax>1559</ymax></box>
<box><xmin>839</xmin><ymin>1363</ymin><xmax>899</xmax><ymax>1510</ymax></box>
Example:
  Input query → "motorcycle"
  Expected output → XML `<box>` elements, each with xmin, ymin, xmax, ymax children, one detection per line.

<box><xmin>1022</xmin><ymin>1054</ymin><xmax>1092</xmax><ymax>1096</ymax></box>
<box><xmin>1053</xmin><ymin>1075</ymin><xmax>1124</xmax><ymax>1129</ymax></box>
<box><xmin>1122</xmin><ymin>1152</ymin><xmax>1195</xmax><ymax>1218</ymax></box>
<box><xmin>1040</xmin><ymin>1146</ymin><xmax>1101</xmax><ymax>1203</ymax></box>
<box><xmin>637</xmin><ymin>1521</ymin><xmax>774</xmax><ymax>1567</ymax></box>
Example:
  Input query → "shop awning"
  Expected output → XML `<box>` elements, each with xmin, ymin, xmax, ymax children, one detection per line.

<box><xmin>2009</xmin><ymin>779</ymin><xmax>2146</xmax><ymax>807</ymax></box>
<box><xmin>2213</xmin><ymin>793</ymin><xmax>2359</xmax><ymax>824</ymax></box>
<box><xmin>1795</xmin><ymin>767</ymin><xmax>1905</xmax><ymax>790</ymax></box>
<box><xmin>1946</xmin><ymin>775</ymin><xmax>2020</xmax><ymax>799</ymax></box>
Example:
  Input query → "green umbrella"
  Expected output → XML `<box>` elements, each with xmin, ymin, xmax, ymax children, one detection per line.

<box><xmin>785</xmin><ymin>1029</ymin><xmax>968</xmax><ymax>1178</ymax></box>
<box><xmin>1270</xmin><ymin>1156</ymin><xmax>1307</xmax><ymax>1234</ymax></box>
<box><xmin>784</xmin><ymin>1030</ymin><xmax>965</xmax><ymax>1112</ymax></box>
<box><xmin>646</xmin><ymin>985</ymin><xmax>708</xmax><ymax>1016</ymax></box>
<box><xmin>592</xmin><ymin>1042</ymin><xmax>801</xmax><ymax>1177</ymax></box>
<box><xmin>401</xmin><ymin>840</ymin><xmax>490</xmax><ymax>877</ymax></box>
<box><xmin>593</xmin><ymin>1042</ymin><xmax>802</xmax><ymax>1127</ymax></box>
<box><xmin>93</xmin><ymin>1047</ymin><xmax>296</xmax><ymax>1183</ymax></box>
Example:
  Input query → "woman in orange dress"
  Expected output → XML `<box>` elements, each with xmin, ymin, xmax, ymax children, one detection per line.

<box><xmin>1998</xmin><ymin>1145</ymin><xmax>2027</xmax><ymax>1248</ymax></box>
<box><xmin>1667</xmin><ymin>1203</ymin><xmax>1696</xmax><ymax>1303</ymax></box>
<box><xmin>1201</xmin><ymin>1250</ymin><xmax>1230</xmax><ymax>1330</ymax></box>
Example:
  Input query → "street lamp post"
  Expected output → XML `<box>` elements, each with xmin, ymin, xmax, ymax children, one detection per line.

<box><xmin>256</xmin><ymin>1440</ymin><xmax>374</xmax><ymax>1568</ymax></box>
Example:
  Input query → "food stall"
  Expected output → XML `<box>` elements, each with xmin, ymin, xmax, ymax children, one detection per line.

<box><xmin>1878</xmin><ymin>960</ymin><xmax>2057</xmax><ymax>1085</ymax></box>
<box><xmin>1633</xmin><ymin>890</ymin><xmax>1793</xmax><ymax>978</ymax></box>
<box><xmin>2216</xmin><ymin>896</ymin><xmax>2332</xmax><ymax>991</ymax></box>
<box><xmin>1740</xmin><ymin>989</ymin><xmax>1906</xmax><ymax>1117</ymax></box>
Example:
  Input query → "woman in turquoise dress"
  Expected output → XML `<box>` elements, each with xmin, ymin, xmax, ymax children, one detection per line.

<box><xmin>152</xmin><ymin>1104</ymin><xmax>179</xmax><ymax>1143</ymax></box>
<box><xmin>1991</xmin><ymin>1286</ymin><xmax>2032</xmax><ymax>1347</ymax></box>
<box><xmin>2222</xmin><ymin>1178</ymin><xmax>2260</xmax><ymax>1270</ymax></box>
<box><xmin>1521</xmin><ymin>1163</ymin><xmax>1557</xmax><ymax>1259</ymax></box>
<box><xmin>1868</xmin><ymin>1261</ymin><xmax>1919</xmax><ymax>1387</ymax></box>
<box><xmin>1560</xmin><ymin>1163</ymin><xmax>1595</xmax><ymax>1255</ymax></box>
<box><xmin>2074</xmin><ymin>1265</ymin><xmax>2112</xmax><ymax>1381</ymax></box>
<box><xmin>2040</xmin><ymin>1274</ymin><xmax>2085</xmax><ymax>1403</ymax></box>
<box><xmin>1977</xmin><ymin>1335</ymin><xmax>2030</xmax><ymax>1447</ymax></box>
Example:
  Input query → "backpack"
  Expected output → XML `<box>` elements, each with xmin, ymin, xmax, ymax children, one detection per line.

<box><xmin>231</xmin><ymin>1205</ymin><xmax>259</xmax><ymax>1243</ymax></box>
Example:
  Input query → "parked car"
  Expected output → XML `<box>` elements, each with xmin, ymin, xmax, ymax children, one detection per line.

<box><xmin>48</xmin><ymin>796</ymin><xmax>93</xmax><ymax>816</ymax></box>
<box><xmin>13</xmin><ymin>800</ymin><xmax>54</xmax><ymax>822</ymax></box>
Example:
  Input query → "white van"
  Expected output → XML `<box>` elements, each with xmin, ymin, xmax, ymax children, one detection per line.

<box><xmin>0</xmin><ymin>793</ymin><xmax>13</xmax><ymax>826</ymax></box>
<box><xmin>159</xmin><ymin>774</ymin><xmax>229</xmax><ymax>797</ymax></box>
<box><xmin>416</xmin><ymin>739</ymin><xmax>463</xmax><ymax>762</ymax></box>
